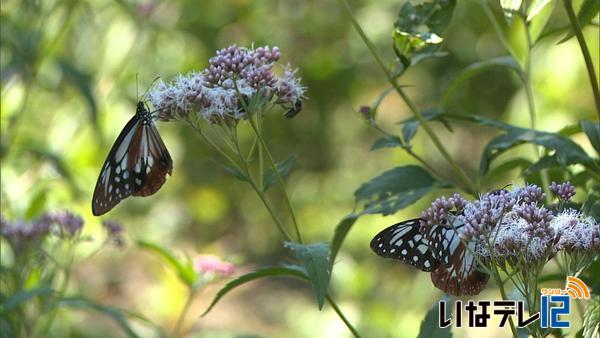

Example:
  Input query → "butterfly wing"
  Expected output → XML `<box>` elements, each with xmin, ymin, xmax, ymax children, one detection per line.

<box><xmin>92</xmin><ymin>103</ymin><xmax>173</xmax><ymax>216</ymax></box>
<box><xmin>427</xmin><ymin>217</ymin><xmax>489</xmax><ymax>295</ymax></box>
<box><xmin>92</xmin><ymin>114</ymin><xmax>142</xmax><ymax>216</ymax></box>
<box><xmin>370</xmin><ymin>219</ymin><xmax>441</xmax><ymax>272</ymax></box>
<box><xmin>128</xmin><ymin>120</ymin><xmax>173</xmax><ymax>197</ymax></box>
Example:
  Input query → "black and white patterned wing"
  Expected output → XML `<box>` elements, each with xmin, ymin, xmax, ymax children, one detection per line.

<box><xmin>92</xmin><ymin>113</ymin><xmax>142</xmax><ymax>216</ymax></box>
<box><xmin>370</xmin><ymin>219</ymin><xmax>440</xmax><ymax>272</ymax></box>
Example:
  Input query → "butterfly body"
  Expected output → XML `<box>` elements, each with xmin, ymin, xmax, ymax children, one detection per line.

<box><xmin>370</xmin><ymin>217</ymin><xmax>489</xmax><ymax>296</ymax></box>
<box><xmin>92</xmin><ymin>101</ymin><xmax>172</xmax><ymax>216</ymax></box>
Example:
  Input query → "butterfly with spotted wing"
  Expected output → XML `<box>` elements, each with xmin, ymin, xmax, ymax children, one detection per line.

<box><xmin>92</xmin><ymin>101</ymin><xmax>173</xmax><ymax>216</ymax></box>
<box><xmin>370</xmin><ymin>217</ymin><xmax>489</xmax><ymax>296</ymax></box>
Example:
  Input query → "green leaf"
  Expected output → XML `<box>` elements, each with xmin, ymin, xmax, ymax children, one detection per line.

<box><xmin>527</xmin><ymin>0</ymin><xmax>552</xmax><ymax>21</ymax></box>
<box><xmin>221</xmin><ymin>163</ymin><xmax>248</xmax><ymax>183</ymax></box>
<box><xmin>582</xmin><ymin>296</ymin><xmax>599</xmax><ymax>338</ymax></box>
<box><xmin>262</xmin><ymin>154</ymin><xmax>297</xmax><ymax>191</ymax></box>
<box><xmin>329</xmin><ymin>214</ymin><xmax>359</xmax><ymax>267</ymax></box>
<box><xmin>24</xmin><ymin>188</ymin><xmax>47</xmax><ymax>220</ymax></box>
<box><xmin>367</xmin><ymin>87</ymin><xmax>395</xmax><ymax>120</ymax></box>
<box><xmin>582</xmin><ymin>185</ymin><xmax>600</xmax><ymax>221</ymax></box>
<box><xmin>500</xmin><ymin>0</ymin><xmax>523</xmax><ymax>23</ymax></box>
<box><xmin>371</xmin><ymin>136</ymin><xmax>404</xmax><ymax>150</ymax></box>
<box><xmin>560</xmin><ymin>0</ymin><xmax>600</xmax><ymax>43</ymax></box>
<box><xmin>441</xmin><ymin>57</ymin><xmax>522</xmax><ymax>109</ymax></box>
<box><xmin>355</xmin><ymin>165</ymin><xmax>442</xmax><ymax>215</ymax></box>
<box><xmin>393</xmin><ymin>0</ymin><xmax>456</xmax><ymax>67</ymax></box>
<box><xmin>417</xmin><ymin>295</ymin><xmax>453</xmax><ymax>338</ymax></box>
<box><xmin>480</xmin><ymin>129</ymin><xmax>597</xmax><ymax>176</ymax></box>
<box><xmin>524</xmin><ymin>155</ymin><xmax>560</xmax><ymax>174</ymax></box>
<box><xmin>201</xmin><ymin>266</ymin><xmax>308</xmax><ymax>316</ymax></box>
<box><xmin>59</xmin><ymin>297</ymin><xmax>140</xmax><ymax>338</ymax></box>
<box><xmin>581</xmin><ymin>120</ymin><xmax>600</xmax><ymax>156</ymax></box>
<box><xmin>399</xmin><ymin>109</ymin><xmax>453</xmax><ymax>144</ymax></box>
<box><xmin>284</xmin><ymin>242</ymin><xmax>331</xmax><ymax>309</ymax></box>
<box><xmin>485</xmin><ymin>157</ymin><xmax>533</xmax><ymax>182</ymax></box>
<box><xmin>0</xmin><ymin>287</ymin><xmax>53</xmax><ymax>313</ymax></box>
<box><xmin>137</xmin><ymin>240</ymin><xmax>196</xmax><ymax>287</ymax></box>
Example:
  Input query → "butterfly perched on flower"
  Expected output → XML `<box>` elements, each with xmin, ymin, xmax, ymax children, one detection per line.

<box><xmin>92</xmin><ymin>101</ymin><xmax>173</xmax><ymax>216</ymax></box>
<box><xmin>370</xmin><ymin>216</ymin><xmax>489</xmax><ymax>296</ymax></box>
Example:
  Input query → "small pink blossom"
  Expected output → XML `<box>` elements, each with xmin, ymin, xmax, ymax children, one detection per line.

<box><xmin>193</xmin><ymin>255</ymin><xmax>235</xmax><ymax>277</ymax></box>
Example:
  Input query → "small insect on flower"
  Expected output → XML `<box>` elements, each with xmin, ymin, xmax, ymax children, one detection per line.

<box><xmin>92</xmin><ymin>100</ymin><xmax>173</xmax><ymax>216</ymax></box>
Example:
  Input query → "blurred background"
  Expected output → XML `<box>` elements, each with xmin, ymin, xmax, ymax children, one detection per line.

<box><xmin>1</xmin><ymin>0</ymin><xmax>598</xmax><ymax>337</ymax></box>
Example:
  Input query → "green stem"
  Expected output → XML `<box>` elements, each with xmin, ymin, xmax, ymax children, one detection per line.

<box><xmin>247</xmin><ymin>117</ymin><xmax>303</xmax><ymax>243</ymax></box>
<box><xmin>521</xmin><ymin>16</ymin><xmax>551</xmax><ymax>202</ymax></box>
<box><xmin>562</xmin><ymin>0</ymin><xmax>600</xmax><ymax>118</ymax></box>
<box><xmin>492</xmin><ymin>266</ymin><xmax>519</xmax><ymax>338</ymax></box>
<box><xmin>340</xmin><ymin>0</ymin><xmax>478</xmax><ymax>196</ymax></box>
<box><xmin>232</xmin><ymin>129</ymin><xmax>294</xmax><ymax>242</ymax></box>
<box><xmin>326</xmin><ymin>295</ymin><xmax>361</xmax><ymax>338</ymax></box>
<box><xmin>170</xmin><ymin>289</ymin><xmax>195</xmax><ymax>338</ymax></box>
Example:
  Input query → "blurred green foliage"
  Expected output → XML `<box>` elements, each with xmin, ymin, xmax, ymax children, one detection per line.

<box><xmin>1</xmin><ymin>0</ymin><xmax>598</xmax><ymax>337</ymax></box>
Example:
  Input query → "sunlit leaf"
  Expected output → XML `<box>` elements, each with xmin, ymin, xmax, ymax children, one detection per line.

<box><xmin>262</xmin><ymin>154</ymin><xmax>297</xmax><ymax>191</ymax></box>
<box><xmin>329</xmin><ymin>214</ymin><xmax>359</xmax><ymax>267</ymax></box>
<box><xmin>0</xmin><ymin>287</ymin><xmax>53</xmax><ymax>313</ymax></box>
<box><xmin>417</xmin><ymin>295</ymin><xmax>453</xmax><ymax>338</ymax></box>
<box><xmin>24</xmin><ymin>188</ymin><xmax>47</xmax><ymax>220</ymax></box>
<box><xmin>201</xmin><ymin>266</ymin><xmax>308</xmax><ymax>316</ymax></box>
<box><xmin>559</xmin><ymin>0</ymin><xmax>600</xmax><ymax>43</ymax></box>
<box><xmin>500</xmin><ymin>0</ymin><xmax>523</xmax><ymax>23</ymax></box>
<box><xmin>355</xmin><ymin>165</ymin><xmax>443</xmax><ymax>215</ymax></box>
<box><xmin>59</xmin><ymin>297</ymin><xmax>140</xmax><ymax>338</ymax></box>
<box><xmin>393</xmin><ymin>0</ymin><xmax>456</xmax><ymax>67</ymax></box>
<box><xmin>527</xmin><ymin>0</ymin><xmax>553</xmax><ymax>21</ymax></box>
<box><xmin>581</xmin><ymin>120</ymin><xmax>600</xmax><ymax>155</ymax></box>
<box><xmin>284</xmin><ymin>242</ymin><xmax>330</xmax><ymax>309</ymax></box>
<box><xmin>137</xmin><ymin>240</ymin><xmax>196</xmax><ymax>287</ymax></box>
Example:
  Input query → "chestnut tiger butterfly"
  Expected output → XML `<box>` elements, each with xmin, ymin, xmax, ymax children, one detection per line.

<box><xmin>370</xmin><ymin>216</ymin><xmax>489</xmax><ymax>296</ymax></box>
<box><xmin>92</xmin><ymin>99</ymin><xmax>172</xmax><ymax>216</ymax></box>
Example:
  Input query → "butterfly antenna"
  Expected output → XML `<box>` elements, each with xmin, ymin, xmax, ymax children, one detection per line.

<box><xmin>136</xmin><ymin>72</ymin><xmax>140</xmax><ymax>102</ymax></box>
<box><xmin>140</xmin><ymin>76</ymin><xmax>161</xmax><ymax>103</ymax></box>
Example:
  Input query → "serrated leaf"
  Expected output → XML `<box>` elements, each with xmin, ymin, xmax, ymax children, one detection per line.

<box><xmin>0</xmin><ymin>286</ymin><xmax>53</xmax><ymax>313</ymax></box>
<box><xmin>59</xmin><ymin>297</ymin><xmax>140</xmax><ymax>338</ymax></box>
<box><xmin>442</xmin><ymin>57</ymin><xmax>522</xmax><ymax>109</ymax></box>
<box><xmin>560</xmin><ymin>0</ymin><xmax>600</xmax><ymax>43</ymax></box>
<box><xmin>201</xmin><ymin>266</ymin><xmax>308</xmax><ymax>316</ymax></box>
<box><xmin>329</xmin><ymin>214</ymin><xmax>359</xmax><ymax>267</ymax></box>
<box><xmin>582</xmin><ymin>296</ymin><xmax>599</xmax><ymax>338</ymax></box>
<box><xmin>371</xmin><ymin>136</ymin><xmax>404</xmax><ymax>150</ymax></box>
<box><xmin>284</xmin><ymin>242</ymin><xmax>330</xmax><ymax>309</ymax></box>
<box><xmin>417</xmin><ymin>295</ymin><xmax>453</xmax><ymax>338</ymax></box>
<box><xmin>581</xmin><ymin>120</ymin><xmax>600</xmax><ymax>156</ymax></box>
<box><xmin>137</xmin><ymin>240</ymin><xmax>196</xmax><ymax>287</ymax></box>
<box><xmin>480</xmin><ymin>129</ymin><xmax>597</xmax><ymax>176</ymax></box>
<box><xmin>393</xmin><ymin>0</ymin><xmax>456</xmax><ymax>67</ymax></box>
<box><xmin>355</xmin><ymin>165</ymin><xmax>442</xmax><ymax>215</ymax></box>
<box><xmin>262</xmin><ymin>154</ymin><xmax>297</xmax><ymax>191</ymax></box>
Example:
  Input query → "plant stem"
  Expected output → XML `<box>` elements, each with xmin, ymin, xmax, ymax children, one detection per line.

<box><xmin>521</xmin><ymin>16</ymin><xmax>551</xmax><ymax>202</ymax></box>
<box><xmin>170</xmin><ymin>289</ymin><xmax>195</xmax><ymax>338</ymax></box>
<box><xmin>232</xmin><ymin>129</ymin><xmax>295</xmax><ymax>242</ymax></box>
<box><xmin>339</xmin><ymin>0</ymin><xmax>478</xmax><ymax>196</ymax></box>
<box><xmin>562</xmin><ymin>0</ymin><xmax>600</xmax><ymax>118</ymax></box>
<box><xmin>326</xmin><ymin>295</ymin><xmax>361</xmax><ymax>338</ymax></box>
<box><xmin>247</xmin><ymin>117</ymin><xmax>303</xmax><ymax>243</ymax></box>
<box><xmin>492</xmin><ymin>266</ymin><xmax>519</xmax><ymax>338</ymax></box>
